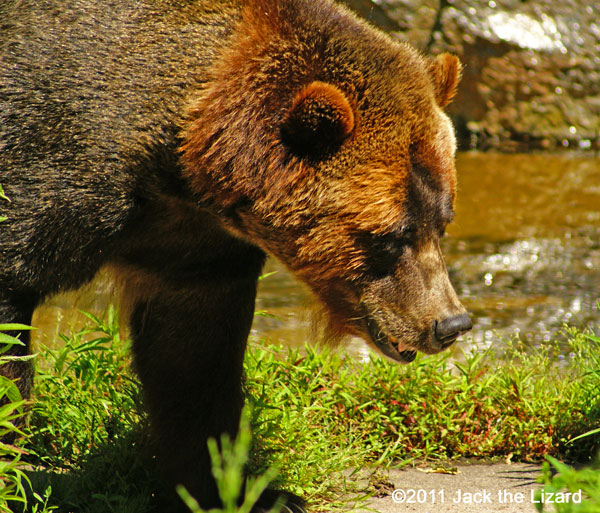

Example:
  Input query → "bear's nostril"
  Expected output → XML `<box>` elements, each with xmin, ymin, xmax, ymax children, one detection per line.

<box><xmin>434</xmin><ymin>313</ymin><xmax>473</xmax><ymax>347</ymax></box>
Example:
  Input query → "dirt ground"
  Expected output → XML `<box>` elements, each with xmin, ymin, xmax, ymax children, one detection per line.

<box><xmin>353</xmin><ymin>462</ymin><xmax>548</xmax><ymax>513</ymax></box>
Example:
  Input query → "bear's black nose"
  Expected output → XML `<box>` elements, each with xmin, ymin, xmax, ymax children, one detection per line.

<box><xmin>434</xmin><ymin>313</ymin><xmax>472</xmax><ymax>348</ymax></box>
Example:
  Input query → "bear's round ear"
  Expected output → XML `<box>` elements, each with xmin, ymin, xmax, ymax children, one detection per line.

<box><xmin>281</xmin><ymin>81</ymin><xmax>355</xmax><ymax>155</ymax></box>
<box><xmin>428</xmin><ymin>53</ymin><xmax>463</xmax><ymax>108</ymax></box>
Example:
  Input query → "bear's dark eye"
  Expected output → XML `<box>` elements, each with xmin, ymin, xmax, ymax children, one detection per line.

<box><xmin>360</xmin><ymin>229</ymin><xmax>416</xmax><ymax>278</ymax></box>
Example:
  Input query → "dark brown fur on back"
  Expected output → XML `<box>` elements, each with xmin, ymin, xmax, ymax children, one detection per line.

<box><xmin>0</xmin><ymin>0</ymin><xmax>468</xmax><ymax>510</ymax></box>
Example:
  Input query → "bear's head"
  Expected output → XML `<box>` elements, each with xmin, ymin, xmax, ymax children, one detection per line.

<box><xmin>181</xmin><ymin>0</ymin><xmax>471</xmax><ymax>362</ymax></box>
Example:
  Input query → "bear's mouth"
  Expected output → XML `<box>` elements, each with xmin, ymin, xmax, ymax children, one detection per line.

<box><xmin>365</xmin><ymin>317</ymin><xmax>417</xmax><ymax>363</ymax></box>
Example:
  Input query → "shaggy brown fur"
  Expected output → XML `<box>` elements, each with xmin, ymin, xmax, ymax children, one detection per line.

<box><xmin>1</xmin><ymin>0</ymin><xmax>470</xmax><ymax>510</ymax></box>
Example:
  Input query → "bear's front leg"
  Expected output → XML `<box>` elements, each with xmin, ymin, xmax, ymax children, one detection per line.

<box><xmin>127</xmin><ymin>263</ymin><xmax>261</xmax><ymax>510</ymax></box>
<box><xmin>114</xmin><ymin>199</ymin><xmax>305</xmax><ymax>512</ymax></box>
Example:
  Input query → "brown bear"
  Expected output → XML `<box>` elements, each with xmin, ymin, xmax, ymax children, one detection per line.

<box><xmin>0</xmin><ymin>0</ymin><xmax>471</xmax><ymax>510</ymax></box>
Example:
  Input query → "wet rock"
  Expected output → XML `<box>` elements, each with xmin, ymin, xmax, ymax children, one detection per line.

<box><xmin>343</xmin><ymin>0</ymin><xmax>600</xmax><ymax>151</ymax></box>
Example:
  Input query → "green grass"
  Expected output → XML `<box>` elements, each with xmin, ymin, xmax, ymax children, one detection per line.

<box><xmin>536</xmin><ymin>456</ymin><xmax>600</xmax><ymax>513</ymax></box>
<box><xmin>20</xmin><ymin>310</ymin><xmax>155</xmax><ymax>513</ymax></box>
<box><xmin>0</xmin><ymin>324</ymin><xmax>34</xmax><ymax>512</ymax></box>
<box><xmin>1</xmin><ymin>312</ymin><xmax>599</xmax><ymax>512</ymax></box>
<box><xmin>243</xmin><ymin>329</ymin><xmax>600</xmax><ymax>509</ymax></box>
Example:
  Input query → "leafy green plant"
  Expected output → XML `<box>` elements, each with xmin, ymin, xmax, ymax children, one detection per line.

<box><xmin>23</xmin><ymin>308</ymin><xmax>152</xmax><ymax>513</ymax></box>
<box><xmin>0</xmin><ymin>324</ymin><xmax>37</xmax><ymax>512</ymax></box>
<box><xmin>27</xmin><ymin>307</ymin><xmax>142</xmax><ymax>469</ymax></box>
<box><xmin>178</xmin><ymin>409</ymin><xmax>280</xmax><ymax>513</ymax></box>
<box><xmin>532</xmin><ymin>330</ymin><xmax>600</xmax><ymax>513</ymax></box>
<box><xmin>536</xmin><ymin>457</ymin><xmax>600</xmax><ymax>512</ymax></box>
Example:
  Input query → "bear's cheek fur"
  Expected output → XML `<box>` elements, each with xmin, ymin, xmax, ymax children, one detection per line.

<box><xmin>226</xmin><ymin>162</ymin><xmax>416</xmax><ymax>339</ymax></box>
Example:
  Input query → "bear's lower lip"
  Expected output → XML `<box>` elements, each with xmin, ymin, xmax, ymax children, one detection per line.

<box><xmin>365</xmin><ymin>317</ymin><xmax>417</xmax><ymax>363</ymax></box>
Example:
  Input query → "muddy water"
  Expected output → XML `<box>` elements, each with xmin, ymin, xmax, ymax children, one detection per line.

<box><xmin>33</xmin><ymin>153</ymin><xmax>600</xmax><ymax>355</ymax></box>
<box><xmin>441</xmin><ymin>153</ymin><xmax>600</xmax><ymax>348</ymax></box>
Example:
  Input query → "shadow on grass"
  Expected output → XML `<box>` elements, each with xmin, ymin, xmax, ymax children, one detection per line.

<box><xmin>18</xmin><ymin>429</ymin><xmax>165</xmax><ymax>513</ymax></box>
